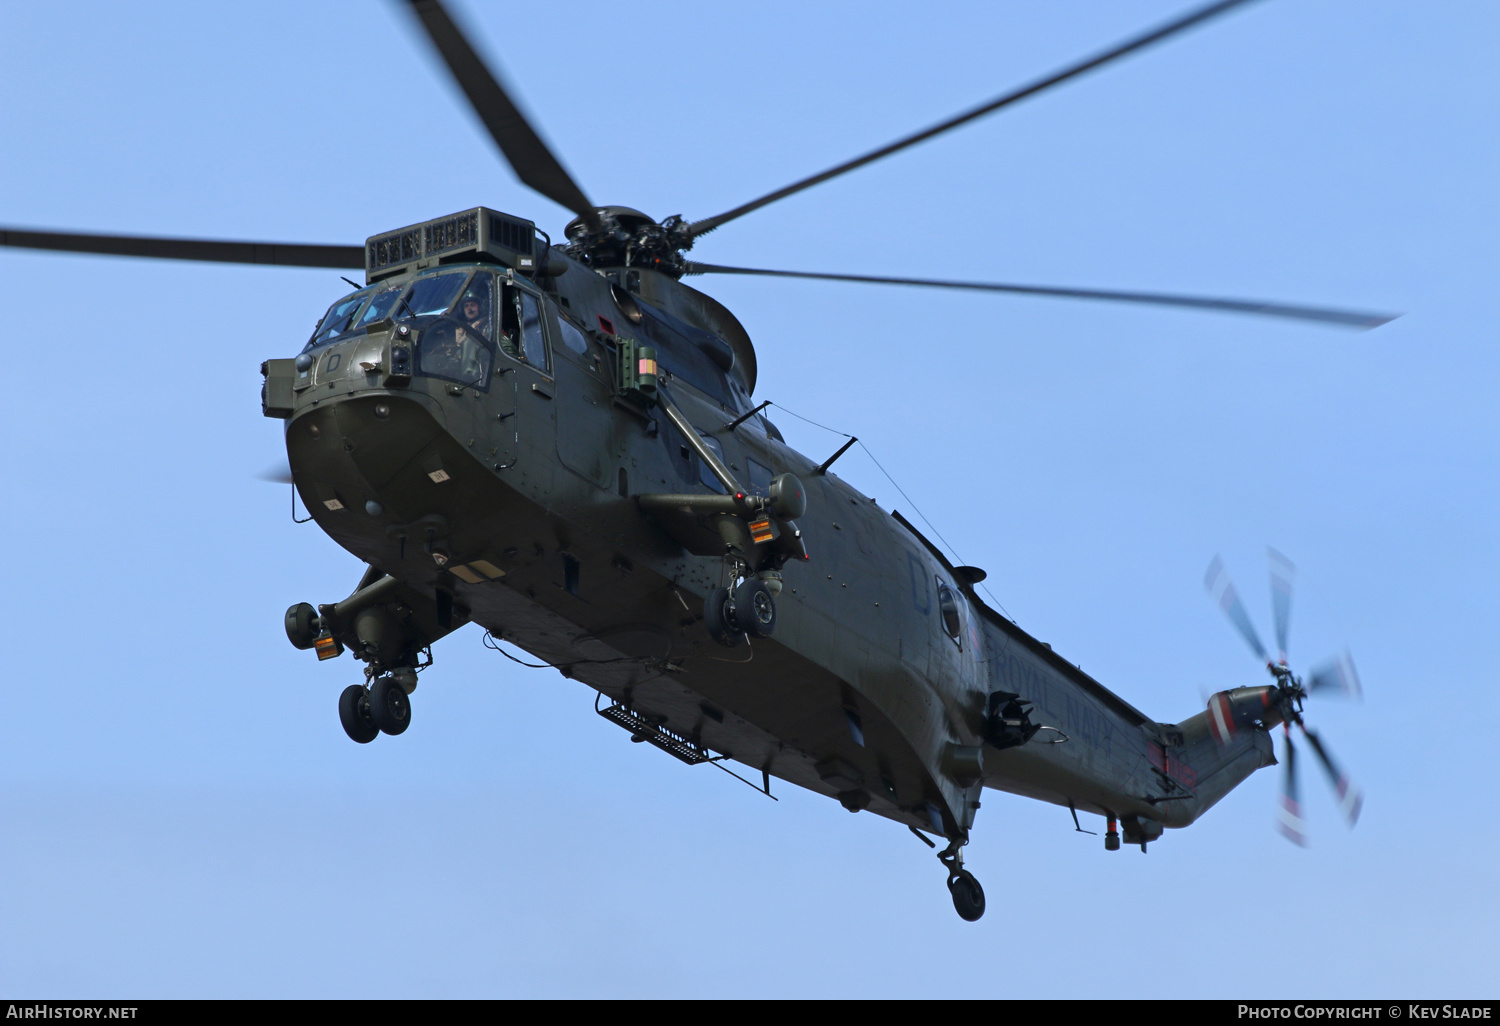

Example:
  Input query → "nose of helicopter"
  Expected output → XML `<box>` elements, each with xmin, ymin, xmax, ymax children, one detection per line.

<box><xmin>287</xmin><ymin>392</ymin><xmax>448</xmax><ymax>526</ymax></box>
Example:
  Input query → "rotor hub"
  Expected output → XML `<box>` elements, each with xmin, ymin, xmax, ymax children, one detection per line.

<box><xmin>563</xmin><ymin>207</ymin><xmax>694</xmax><ymax>277</ymax></box>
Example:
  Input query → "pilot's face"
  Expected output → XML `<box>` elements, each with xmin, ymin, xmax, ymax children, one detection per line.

<box><xmin>463</xmin><ymin>300</ymin><xmax>480</xmax><ymax>321</ymax></box>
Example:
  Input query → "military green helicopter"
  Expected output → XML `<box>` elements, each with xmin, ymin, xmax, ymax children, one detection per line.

<box><xmin>0</xmin><ymin>0</ymin><xmax>1386</xmax><ymax>921</ymax></box>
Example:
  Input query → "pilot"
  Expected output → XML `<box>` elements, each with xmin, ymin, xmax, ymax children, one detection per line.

<box><xmin>458</xmin><ymin>292</ymin><xmax>487</xmax><ymax>337</ymax></box>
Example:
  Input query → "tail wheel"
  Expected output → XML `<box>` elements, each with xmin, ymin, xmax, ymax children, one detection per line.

<box><xmin>947</xmin><ymin>870</ymin><xmax>986</xmax><ymax>922</ymax></box>
<box><xmin>337</xmin><ymin>684</ymin><xmax>379</xmax><ymax>744</ymax></box>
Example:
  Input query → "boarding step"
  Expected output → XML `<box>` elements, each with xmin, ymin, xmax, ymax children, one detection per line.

<box><xmin>598</xmin><ymin>701</ymin><xmax>710</xmax><ymax>765</ymax></box>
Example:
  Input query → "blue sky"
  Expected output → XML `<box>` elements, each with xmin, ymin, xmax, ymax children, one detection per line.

<box><xmin>1</xmin><ymin>0</ymin><xmax>1495</xmax><ymax>998</ymax></box>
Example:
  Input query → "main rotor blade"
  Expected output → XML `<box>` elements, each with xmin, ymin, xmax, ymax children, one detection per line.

<box><xmin>256</xmin><ymin>463</ymin><xmax>294</xmax><ymax>485</ymax></box>
<box><xmin>1276</xmin><ymin>730</ymin><xmax>1308</xmax><ymax>847</ymax></box>
<box><xmin>1307</xmin><ymin>650</ymin><xmax>1363</xmax><ymax>699</ymax></box>
<box><xmin>1300</xmin><ymin>727</ymin><xmax>1364</xmax><ymax>827</ymax></box>
<box><xmin>0</xmin><ymin>228</ymin><xmax>362</xmax><ymax>268</ymax></box>
<box><xmin>1205</xmin><ymin>556</ymin><xmax>1269</xmax><ymax>662</ymax></box>
<box><xmin>405</xmin><ymin>0</ymin><xmax>598</xmax><ymax>230</ymax></box>
<box><xmin>684</xmin><ymin>263</ymin><xmax>1397</xmax><ymax>329</ymax></box>
<box><xmin>1268</xmin><ymin>547</ymin><xmax>1295</xmax><ymax>662</ymax></box>
<box><xmin>685</xmin><ymin>0</ymin><xmax>1262</xmax><ymax>238</ymax></box>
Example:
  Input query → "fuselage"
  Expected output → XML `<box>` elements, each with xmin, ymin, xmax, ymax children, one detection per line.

<box><xmin>269</xmin><ymin>242</ymin><xmax>1272</xmax><ymax>845</ymax></box>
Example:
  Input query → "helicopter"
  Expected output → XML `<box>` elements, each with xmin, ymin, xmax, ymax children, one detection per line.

<box><xmin>0</xmin><ymin>0</ymin><xmax>1387</xmax><ymax>922</ymax></box>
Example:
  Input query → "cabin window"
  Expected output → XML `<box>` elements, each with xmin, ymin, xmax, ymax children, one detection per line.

<box><xmin>937</xmin><ymin>581</ymin><xmax>964</xmax><ymax>648</ymax></box>
<box><xmin>747</xmin><ymin>458</ymin><xmax>773</xmax><ymax>497</ymax></box>
<box><xmin>557</xmin><ymin>317</ymin><xmax>589</xmax><ymax>356</ymax></box>
<box><xmin>698</xmin><ymin>434</ymin><xmax>727</xmax><ymax>494</ymax></box>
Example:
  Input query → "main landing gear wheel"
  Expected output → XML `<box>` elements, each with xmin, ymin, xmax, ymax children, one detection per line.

<box><xmin>733</xmin><ymin>577</ymin><xmax>777</xmax><ymax>637</ymax></box>
<box><xmin>703</xmin><ymin>586</ymin><xmax>746</xmax><ymax>648</ymax></box>
<box><xmin>338</xmin><ymin>684</ymin><xmax>378</xmax><ymax>744</ymax></box>
<box><xmin>369</xmin><ymin>675</ymin><xmax>412</xmax><ymax>735</ymax></box>
<box><xmin>947</xmin><ymin>870</ymin><xmax>986</xmax><ymax>922</ymax></box>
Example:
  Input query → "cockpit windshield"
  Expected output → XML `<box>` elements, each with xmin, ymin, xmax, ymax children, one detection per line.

<box><xmin>355</xmin><ymin>285</ymin><xmax>404</xmax><ymax>330</ymax></box>
<box><xmin>395</xmin><ymin>271</ymin><xmax>468</xmax><ymax>320</ymax></box>
<box><xmin>305</xmin><ymin>269</ymin><xmax>475</xmax><ymax>352</ymax></box>
<box><xmin>308</xmin><ymin>289</ymin><xmax>372</xmax><ymax>347</ymax></box>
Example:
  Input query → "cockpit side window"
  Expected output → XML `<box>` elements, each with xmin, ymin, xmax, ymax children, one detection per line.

<box><xmin>409</xmin><ymin>271</ymin><xmax>495</xmax><ymax>390</ymax></box>
<box><xmin>519</xmin><ymin>291</ymin><xmax>549</xmax><ymax>372</ymax></box>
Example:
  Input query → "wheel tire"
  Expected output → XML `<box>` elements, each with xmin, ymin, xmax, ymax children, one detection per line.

<box><xmin>285</xmin><ymin>602</ymin><xmax>319</xmax><ymax>650</ymax></box>
<box><xmin>702</xmin><ymin>587</ymin><xmax>745</xmax><ymax>648</ymax></box>
<box><xmin>338</xmin><ymin>684</ymin><xmax>379</xmax><ymax>744</ymax></box>
<box><xmin>733</xmin><ymin>578</ymin><xmax>777</xmax><ymax>637</ymax></box>
<box><xmin>948</xmin><ymin>870</ymin><xmax>986</xmax><ymax>922</ymax></box>
<box><xmin>369</xmin><ymin>676</ymin><xmax>412</xmax><ymax>736</ymax></box>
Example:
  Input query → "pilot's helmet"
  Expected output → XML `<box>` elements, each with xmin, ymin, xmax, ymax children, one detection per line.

<box><xmin>460</xmin><ymin>290</ymin><xmax>487</xmax><ymax>314</ymax></box>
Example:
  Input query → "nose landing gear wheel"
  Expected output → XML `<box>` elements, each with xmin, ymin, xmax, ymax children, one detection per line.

<box><xmin>703</xmin><ymin>586</ymin><xmax>746</xmax><ymax>648</ymax></box>
<box><xmin>338</xmin><ymin>684</ymin><xmax>379</xmax><ymax>744</ymax></box>
<box><xmin>947</xmin><ymin>870</ymin><xmax>986</xmax><ymax>922</ymax></box>
<box><xmin>369</xmin><ymin>676</ymin><xmax>412</xmax><ymax>735</ymax></box>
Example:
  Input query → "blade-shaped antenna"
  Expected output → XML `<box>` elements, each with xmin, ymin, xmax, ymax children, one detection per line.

<box><xmin>1268</xmin><ymin>547</ymin><xmax>1295</xmax><ymax>662</ymax></box>
<box><xmin>1301</xmin><ymin>727</ymin><xmax>1364</xmax><ymax>827</ymax></box>
<box><xmin>685</xmin><ymin>0</ymin><xmax>1263</xmax><ymax>239</ymax></box>
<box><xmin>0</xmin><ymin>228</ymin><xmax>362</xmax><ymax>268</ymax></box>
<box><xmin>405</xmin><ymin>0</ymin><xmax>599</xmax><ymax>230</ymax></box>
<box><xmin>683</xmin><ymin>263</ymin><xmax>1396</xmax><ymax>329</ymax></box>
<box><xmin>1205</xmin><ymin>556</ymin><xmax>1269</xmax><ymax>661</ymax></box>
<box><xmin>1307</xmin><ymin>650</ymin><xmax>1363</xmax><ymax>700</ymax></box>
<box><xmin>1276</xmin><ymin>730</ymin><xmax>1308</xmax><ymax>847</ymax></box>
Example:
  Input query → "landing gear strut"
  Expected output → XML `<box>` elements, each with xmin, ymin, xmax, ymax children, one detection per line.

<box><xmin>938</xmin><ymin>837</ymin><xmax>986</xmax><ymax>922</ymax></box>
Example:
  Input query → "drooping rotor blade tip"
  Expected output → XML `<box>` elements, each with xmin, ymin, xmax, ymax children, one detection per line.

<box><xmin>403</xmin><ymin>0</ymin><xmax>598</xmax><ymax>230</ymax></box>
<box><xmin>686</xmin><ymin>0</ymin><xmax>1265</xmax><ymax>238</ymax></box>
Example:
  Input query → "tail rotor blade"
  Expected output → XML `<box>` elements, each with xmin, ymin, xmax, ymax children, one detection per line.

<box><xmin>1205</xmin><ymin>556</ymin><xmax>1269</xmax><ymax>662</ymax></box>
<box><xmin>1268</xmin><ymin>547</ymin><xmax>1294</xmax><ymax>663</ymax></box>
<box><xmin>1307</xmin><ymin>650</ymin><xmax>1363</xmax><ymax>700</ymax></box>
<box><xmin>1300</xmin><ymin>727</ymin><xmax>1364</xmax><ymax>827</ymax></box>
<box><xmin>1276</xmin><ymin>731</ymin><xmax>1308</xmax><ymax>847</ymax></box>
